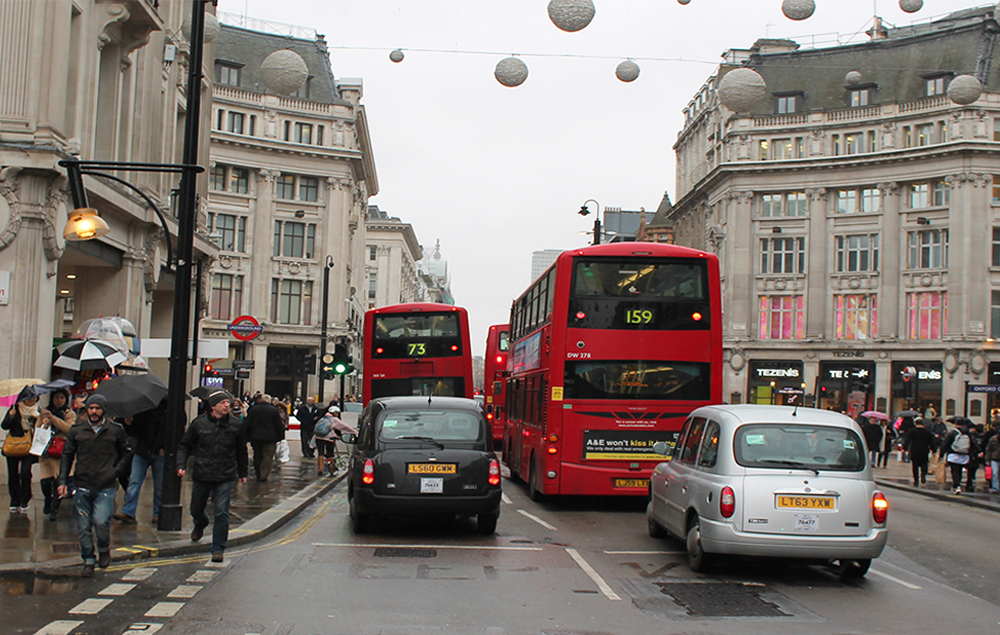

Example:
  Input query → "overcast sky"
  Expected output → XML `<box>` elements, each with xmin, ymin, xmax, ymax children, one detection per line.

<box><xmin>229</xmin><ymin>0</ymin><xmax>981</xmax><ymax>356</ymax></box>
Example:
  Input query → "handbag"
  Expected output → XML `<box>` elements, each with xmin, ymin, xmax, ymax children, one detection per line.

<box><xmin>986</xmin><ymin>464</ymin><xmax>993</xmax><ymax>482</ymax></box>
<box><xmin>933</xmin><ymin>459</ymin><xmax>947</xmax><ymax>484</ymax></box>
<box><xmin>29</xmin><ymin>425</ymin><xmax>53</xmax><ymax>457</ymax></box>
<box><xmin>47</xmin><ymin>436</ymin><xmax>65</xmax><ymax>458</ymax></box>
<box><xmin>2</xmin><ymin>429</ymin><xmax>32</xmax><ymax>457</ymax></box>
<box><xmin>275</xmin><ymin>439</ymin><xmax>291</xmax><ymax>464</ymax></box>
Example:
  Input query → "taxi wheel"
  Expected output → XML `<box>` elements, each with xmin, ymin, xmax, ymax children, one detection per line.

<box><xmin>686</xmin><ymin>516</ymin><xmax>714</xmax><ymax>573</ymax></box>
<box><xmin>478</xmin><ymin>509</ymin><xmax>499</xmax><ymax>535</ymax></box>
<box><xmin>647</xmin><ymin>501</ymin><xmax>667</xmax><ymax>539</ymax></box>
<box><xmin>349</xmin><ymin>496</ymin><xmax>370</xmax><ymax>534</ymax></box>
<box><xmin>834</xmin><ymin>558</ymin><xmax>871</xmax><ymax>580</ymax></box>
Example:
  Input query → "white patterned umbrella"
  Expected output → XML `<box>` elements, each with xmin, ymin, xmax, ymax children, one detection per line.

<box><xmin>53</xmin><ymin>339</ymin><xmax>129</xmax><ymax>372</ymax></box>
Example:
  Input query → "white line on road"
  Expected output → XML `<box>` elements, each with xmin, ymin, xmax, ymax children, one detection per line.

<box><xmin>565</xmin><ymin>548</ymin><xmax>622</xmax><ymax>601</ymax></box>
<box><xmin>517</xmin><ymin>509</ymin><xmax>557</xmax><ymax>531</ymax></box>
<box><xmin>98</xmin><ymin>583</ymin><xmax>137</xmax><ymax>596</ymax></box>
<box><xmin>603</xmin><ymin>550</ymin><xmax>686</xmax><ymax>555</ymax></box>
<box><xmin>32</xmin><ymin>621</ymin><xmax>84</xmax><ymax>635</ymax></box>
<box><xmin>501</xmin><ymin>493</ymin><xmax>512</xmax><ymax>504</ymax></box>
<box><xmin>186</xmin><ymin>571</ymin><xmax>218</xmax><ymax>583</ymax></box>
<box><xmin>869</xmin><ymin>568</ymin><xmax>923</xmax><ymax>590</ymax></box>
<box><xmin>122</xmin><ymin>568</ymin><xmax>157</xmax><ymax>581</ymax></box>
<box><xmin>167</xmin><ymin>585</ymin><xmax>203</xmax><ymax>599</ymax></box>
<box><xmin>312</xmin><ymin>542</ymin><xmax>543</xmax><ymax>551</ymax></box>
<box><xmin>125</xmin><ymin>625</ymin><xmax>163</xmax><ymax>634</ymax></box>
<box><xmin>145</xmin><ymin>602</ymin><xmax>185</xmax><ymax>618</ymax></box>
<box><xmin>69</xmin><ymin>598</ymin><xmax>114</xmax><ymax>615</ymax></box>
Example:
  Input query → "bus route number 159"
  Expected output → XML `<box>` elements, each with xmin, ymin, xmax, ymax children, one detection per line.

<box><xmin>625</xmin><ymin>309</ymin><xmax>654</xmax><ymax>324</ymax></box>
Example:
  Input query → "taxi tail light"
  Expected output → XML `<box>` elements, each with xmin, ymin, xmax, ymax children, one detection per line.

<box><xmin>362</xmin><ymin>459</ymin><xmax>375</xmax><ymax>485</ymax></box>
<box><xmin>720</xmin><ymin>486</ymin><xmax>736</xmax><ymax>518</ymax></box>
<box><xmin>872</xmin><ymin>492</ymin><xmax>888</xmax><ymax>524</ymax></box>
<box><xmin>488</xmin><ymin>459</ymin><xmax>501</xmax><ymax>486</ymax></box>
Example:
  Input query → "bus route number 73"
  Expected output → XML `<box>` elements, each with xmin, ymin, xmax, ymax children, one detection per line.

<box><xmin>407</xmin><ymin>342</ymin><xmax>427</xmax><ymax>356</ymax></box>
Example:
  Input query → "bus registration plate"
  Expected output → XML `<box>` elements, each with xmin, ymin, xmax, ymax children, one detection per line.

<box><xmin>776</xmin><ymin>495</ymin><xmax>835</xmax><ymax>510</ymax></box>
<box><xmin>409</xmin><ymin>463</ymin><xmax>456</xmax><ymax>474</ymax></box>
<box><xmin>614</xmin><ymin>478</ymin><xmax>649</xmax><ymax>488</ymax></box>
<box><xmin>420</xmin><ymin>478</ymin><xmax>444</xmax><ymax>494</ymax></box>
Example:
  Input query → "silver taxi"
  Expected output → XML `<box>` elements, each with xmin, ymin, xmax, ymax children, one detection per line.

<box><xmin>646</xmin><ymin>404</ymin><xmax>887</xmax><ymax>578</ymax></box>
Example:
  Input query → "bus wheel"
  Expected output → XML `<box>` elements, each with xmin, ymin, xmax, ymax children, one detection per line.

<box><xmin>528</xmin><ymin>460</ymin><xmax>544</xmax><ymax>502</ymax></box>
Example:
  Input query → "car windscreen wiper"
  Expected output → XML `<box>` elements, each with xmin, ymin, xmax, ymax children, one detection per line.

<box><xmin>394</xmin><ymin>436</ymin><xmax>445</xmax><ymax>449</ymax></box>
<box><xmin>758</xmin><ymin>459</ymin><xmax>819</xmax><ymax>475</ymax></box>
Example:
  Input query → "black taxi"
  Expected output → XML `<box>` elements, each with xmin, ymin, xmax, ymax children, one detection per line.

<box><xmin>342</xmin><ymin>396</ymin><xmax>502</xmax><ymax>534</ymax></box>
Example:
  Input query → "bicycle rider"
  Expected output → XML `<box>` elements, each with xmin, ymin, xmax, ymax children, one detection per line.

<box><xmin>313</xmin><ymin>406</ymin><xmax>356</xmax><ymax>476</ymax></box>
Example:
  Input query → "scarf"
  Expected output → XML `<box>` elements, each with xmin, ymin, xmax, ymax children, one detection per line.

<box><xmin>17</xmin><ymin>401</ymin><xmax>39</xmax><ymax>426</ymax></box>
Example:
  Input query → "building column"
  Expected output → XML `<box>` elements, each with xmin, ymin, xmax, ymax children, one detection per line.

<box><xmin>877</xmin><ymin>182</ymin><xmax>901</xmax><ymax>339</ymax></box>
<box><xmin>805</xmin><ymin>187</ymin><xmax>828</xmax><ymax>338</ymax></box>
<box><xmin>726</xmin><ymin>190</ymin><xmax>755</xmax><ymax>339</ymax></box>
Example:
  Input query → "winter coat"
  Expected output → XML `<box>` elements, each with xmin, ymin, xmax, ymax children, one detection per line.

<box><xmin>903</xmin><ymin>426</ymin><xmax>936</xmax><ymax>460</ymax></box>
<box><xmin>36</xmin><ymin>395</ymin><xmax>75</xmax><ymax>480</ymax></box>
<box><xmin>124</xmin><ymin>402</ymin><xmax>165</xmax><ymax>461</ymax></box>
<box><xmin>986</xmin><ymin>435</ymin><xmax>1000</xmax><ymax>463</ymax></box>
<box><xmin>241</xmin><ymin>402</ymin><xmax>285</xmax><ymax>443</ymax></box>
<box><xmin>176</xmin><ymin>412</ymin><xmax>248</xmax><ymax>483</ymax></box>
<box><xmin>862</xmin><ymin>421</ymin><xmax>883</xmax><ymax>453</ymax></box>
<box><xmin>59</xmin><ymin>418</ymin><xmax>132</xmax><ymax>491</ymax></box>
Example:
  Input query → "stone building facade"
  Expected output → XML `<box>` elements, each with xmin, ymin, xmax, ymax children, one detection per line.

<box><xmin>667</xmin><ymin>6</ymin><xmax>1000</xmax><ymax>424</ymax></box>
<box><xmin>365</xmin><ymin>205</ymin><xmax>422</xmax><ymax>310</ymax></box>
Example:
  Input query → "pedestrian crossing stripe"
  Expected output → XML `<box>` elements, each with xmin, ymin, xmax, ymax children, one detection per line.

<box><xmin>32</xmin><ymin>621</ymin><xmax>83</xmax><ymax>635</ymax></box>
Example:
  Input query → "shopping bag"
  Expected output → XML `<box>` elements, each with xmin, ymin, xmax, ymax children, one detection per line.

<box><xmin>986</xmin><ymin>464</ymin><xmax>993</xmax><ymax>482</ymax></box>
<box><xmin>29</xmin><ymin>425</ymin><xmax>52</xmax><ymax>457</ymax></box>
<box><xmin>933</xmin><ymin>459</ymin><xmax>947</xmax><ymax>484</ymax></box>
<box><xmin>275</xmin><ymin>439</ymin><xmax>291</xmax><ymax>464</ymax></box>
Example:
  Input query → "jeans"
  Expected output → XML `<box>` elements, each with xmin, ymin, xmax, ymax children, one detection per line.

<box><xmin>74</xmin><ymin>487</ymin><xmax>115</xmax><ymax>564</ymax></box>
<box><xmin>190</xmin><ymin>479</ymin><xmax>234</xmax><ymax>555</ymax></box>
<box><xmin>991</xmin><ymin>460</ymin><xmax>999</xmax><ymax>491</ymax></box>
<box><xmin>911</xmin><ymin>454</ymin><xmax>929</xmax><ymax>485</ymax></box>
<box><xmin>5</xmin><ymin>455</ymin><xmax>34</xmax><ymax>508</ymax></box>
<box><xmin>300</xmin><ymin>420</ymin><xmax>316</xmax><ymax>457</ymax></box>
<box><xmin>122</xmin><ymin>453</ymin><xmax>164</xmax><ymax>518</ymax></box>
<box><xmin>251</xmin><ymin>441</ymin><xmax>276</xmax><ymax>480</ymax></box>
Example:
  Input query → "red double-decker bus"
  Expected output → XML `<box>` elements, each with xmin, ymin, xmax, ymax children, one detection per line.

<box><xmin>483</xmin><ymin>324</ymin><xmax>510</xmax><ymax>448</ymax></box>
<box><xmin>362</xmin><ymin>303</ymin><xmax>474</xmax><ymax>405</ymax></box>
<box><xmin>503</xmin><ymin>242</ymin><xmax>722</xmax><ymax>498</ymax></box>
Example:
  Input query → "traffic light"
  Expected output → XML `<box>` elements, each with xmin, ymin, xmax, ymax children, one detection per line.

<box><xmin>333</xmin><ymin>343</ymin><xmax>354</xmax><ymax>376</ymax></box>
<box><xmin>203</xmin><ymin>363</ymin><xmax>215</xmax><ymax>376</ymax></box>
<box><xmin>321</xmin><ymin>353</ymin><xmax>336</xmax><ymax>380</ymax></box>
<box><xmin>301</xmin><ymin>353</ymin><xmax>317</xmax><ymax>375</ymax></box>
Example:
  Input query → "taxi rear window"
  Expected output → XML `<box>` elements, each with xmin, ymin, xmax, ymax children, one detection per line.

<box><xmin>734</xmin><ymin>424</ymin><xmax>866</xmax><ymax>472</ymax></box>
<box><xmin>378</xmin><ymin>410</ymin><xmax>484</xmax><ymax>442</ymax></box>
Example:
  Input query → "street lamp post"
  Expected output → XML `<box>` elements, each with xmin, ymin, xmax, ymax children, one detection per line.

<box><xmin>578</xmin><ymin>199</ymin><xmax>602</xmax><ymax>245</ymax></box>
<box><xmin>318</xmin><ymin>256</ymin><xmax>334</xmax><ymax>403</ymax></box>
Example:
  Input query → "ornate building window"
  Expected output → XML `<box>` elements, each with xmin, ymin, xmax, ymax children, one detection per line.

<box><xmin>907</xmin><ymin>229</ymin><xmax>948</xmax><ymax>269</ymax></box>
<box><xmin>758</xmin><ymin>295</ymin><xmax>804</xmax><ymax>340</ymax></box>
<box><xmin>211</xmin><ymin>274</ymin><xmax>243</xmax><ymax>321</ymax></box>
<box><xmin>835</xmin><ymin>234</ymin><xmax>879</xmax><ymax>272</ymax></box>
<box><xmin>207</xmin><ymin>213</ymin><xmax>246</xmax><ymax>253</ymax></box>
<box><xmin>271</xmin><ymin>279</ymin><xmax>313</xmax><ymax>325</ymax></box>
<box><xmin>273</xmin><ymin>221</ymin><xmax>316</xmax><ymax>259</ymax></box>
<box><xmin>906</xmin><ymin>291</ymin><xmax>946</xmax><ymax>339</ymax></box>
<box><xmin>760</xmin><ymin>237</ymin><xmax>805</xmax><ymax>274</ymax></box>
<box><xmin>834</xmin><ymin>294</ymin><xmax>877</xmax><ymax>340</ymax></box>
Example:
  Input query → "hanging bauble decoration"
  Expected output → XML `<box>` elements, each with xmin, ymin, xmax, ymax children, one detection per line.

<box><xmin>182</xmin><ymin>11</ymin><xmax>220</xmax><ymax>43</ymax></box>
<box><xmin>899</xmin><ymin>0</ymin><xmax>923</xmax><ymax>13</ymax></box>
<box><xmin>547</xmin><ymin>0</ymin><xmax>596</xmax><ymax>32</ymax></box>
<box><xmin>495</xmin><ymin>57</ymin><xmax>529</xmax><ymax>87</ymax></box>
<box><xmin>845</xmin><ymin>70</ymin><xmax>863</xmax><ymax>85</ymax></box>
<box><xmin>781</xmin><ymin>0</ymin><xmax>815</xmax><ymax>21</ymax></box>
<box><xmin>717</xmin><ymin>68</ymin><xmax>768</xmax><ymax>112</ymax></box>
<box><xmin>260</xmin><ymin>49</ymin><xmax>309</xmax><ymax>95</ymax></box>
<box><xmin>678</xmin><ymin>0</ymin><xmax>691</xmax><ymax>4</ymax></box>
<box><xmin>616</xmin><ymin>60</ymin><xmax>640</xmax><ymax>83</ymax></box>
<box><xmin>947</xmin><ymin>74</ymin><xmax>983</xmax><ymax>105</ymax></box>
<box><xmin>389</xmin><ymin>49</ymin><xmax>405</xmax><ymax>63</ymax></box>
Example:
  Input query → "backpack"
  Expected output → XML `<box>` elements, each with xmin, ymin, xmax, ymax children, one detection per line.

<box><xmin>314</xmin><ymin>416</ymin><xmax>332</xmax><ymax>438</ymax></box>
<box><xmin>952</xmin><ymin>431</ymin><xmax>970</xmax><ymax>455</ymax></box>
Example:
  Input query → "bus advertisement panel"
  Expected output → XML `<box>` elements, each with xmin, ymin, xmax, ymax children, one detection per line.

<box><xmin>483</xmin><ymin>324</ymin><xmax>509</xmax><ymax>448</ymax></box>
<box><xmin>363</xmin><ymin>303</ymin><xmax>474</xmax><ymax>405</ymax></box>
<box><xmin>503</xmin><ymin>243</ymin><xmax>722</xmax><ymax>497</ymax></box>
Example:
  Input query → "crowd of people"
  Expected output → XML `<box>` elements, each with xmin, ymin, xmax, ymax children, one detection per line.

<box><xmin>2</xmin><ymin>386</ymin><xmax>357</xmax><ymax>577</ymax></box>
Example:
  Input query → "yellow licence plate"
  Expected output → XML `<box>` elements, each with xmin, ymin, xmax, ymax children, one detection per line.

<box><xmin>614</xmin><ymin>478</ymin><xmax>649</xmax><ymax>488</ymax></box>
<box><xmin>408</xmin><ymin>463</ymin><xmax>456</xmax><ymax>474</ymax></box>
<box><xmin>776</xmin><ymin>495</ymin><xmax>835</xmax><ymax>509</ymax></box>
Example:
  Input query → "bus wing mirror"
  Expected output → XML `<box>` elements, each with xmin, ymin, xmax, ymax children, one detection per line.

<box><xmin>341</xmin><ymin>433</ymin><xmax>357</xmax><ymax>444</ymax></box>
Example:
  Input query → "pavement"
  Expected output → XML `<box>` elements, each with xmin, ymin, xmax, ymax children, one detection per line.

<box><xmin>0</xmin><ymin>437</ymin><xmax>996</xmax><ymax>575</ymax></box>
<box><xmin>0</xmin><ymin>430</ymin><xmax>345</xmax><ymax>574</ymax></box>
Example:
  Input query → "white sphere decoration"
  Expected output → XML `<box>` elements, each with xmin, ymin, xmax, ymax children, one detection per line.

<box><xmin>947</xmin><ymin>74</ymin><xmax>983</xmax><ymax>105</ymax></box>
<box><xmin>260</xmin><ymin>49</ymin><xmax>309</xmax><ymax>95</ymax></box>
<box><xmin>845</xmin><ymin>70</ymin><xmax>863</xmax><ymax>85</ymax></box>
<box><xmin>781</xmin><ymin>0</ymin><xmax>815</xmax><ymax>21</ymax></box>
<box><xmin>678</xmin><ymin>0</ymin><xmax>691</xmax><ymax>4</ymax></box>
<box><xmin>616</xmin><ymin>60</ymin><xmax>640</xmax><ymax>83</ymax></box>
<box><xmin>495</xmin><ymin>57</ymin><xmax>529</xmax><ymax>87</ymax></box>
<box><xmin>181</xmin><ymin>11</ymin><xmax>220</xmax><ymax>43</ymax></box>
<box><xmin>899</xmin><ymin>0</ymin><xmax>923</xmax><ymax>13</ymax></box>
<box><xmin>389</xmin><ymin>49</ymin><xmax>405</xmax><ymax>63</ymax></box>
<box><xmin>547</xmin><ymin>0</ymin><xmax>596</xmax><ymax>32</ymax></box>
<box><xmin>717</xmin><ymin>67</ymin><xmax>768</xmax><ymax>112</ymax></box>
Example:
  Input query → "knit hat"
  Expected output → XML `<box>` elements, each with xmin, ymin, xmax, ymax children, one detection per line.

<box><xmin>85</xmin><ymin>393</ymin><xmax>108</xmax><ymax>412</ymax></box>
<box><xmin>207</xmin><ymin>390</ymin><xmax>232</xmax><ymax>408</ymax></box>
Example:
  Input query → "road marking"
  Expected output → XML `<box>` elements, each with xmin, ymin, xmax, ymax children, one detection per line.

<box><xmin>313</xmin><ymin>542</ymin><xmax>543</xmax><ymax>551</ymax></box>
<box><xmin>501</xmin><ymin>493</ymin><xmax>512</xmax><ymax>504</ymax></box>
<box><xmin>124</xmin><ymin>625</ymin><xmax>163</xmax><ymax>633</ymax></box>
<box><xmin>565</xmin><ymin>548</ymin><xmax>622</xmax><ymax>601</ymax></box>
<box><xmin>69</xmin><ymin>598</ymin><xmax>114</xmax><ymax>614</ymax></box>
<box><xmin>32</xmin><ymin>621</ymin><xmax>84</xmax><ymax>635</ymax></box>
<box><xmin>604</xmin><ymin>550</ymin><xmax>686</xmax><ymax>555</ymax></box>
<box><xmin>517</xmin><ymin>509</ymin><xmax>557</xmax><ymax>531</ymax></box>
<box><xmin>205</xmin><ymin>558</ymin><xmax>231</xmax><ymax>568</ymax></box>
<box><xmin>167</xmin><ymin>585</ymin><xmax>203</xmax><ymax>599</ymax></box>
<box><xmin>98</xmin><ymin>583</ymin><xmax>137</xmax><ymax>596</ymax></box>
<box><xmin>869</xmin><ymin>568</ymin><xmax>922</xmax><ymax>590</ymax></box>
<box><xmin>122</xmin><ymin>568</ymin><xmax>157</xmax><ymax>581</ymax></box>
<box><xmin>145</xmin><ymin>602</ymin><xmax>185</xmax><ymax>618</ymax></box>
<box><xmin>187</xmin><ymin>571</ymin><xmax>218</xmax><ymax>583</ymax></box>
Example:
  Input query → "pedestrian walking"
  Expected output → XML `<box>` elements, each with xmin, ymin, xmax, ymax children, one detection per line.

<box><xmin>903</xmin><ymin>418</ymin><xmax>936</xmax><ymax>487</ymax></box>
<box><xmin>296</xmin><ymin>397</ymin><xmax>320</xmax><ymax>458</ymax></box>
<box><xmin>115</xmin><ymin>399</ymin><xmax>166</xmax><ymax>525</ymax></box>
<box><xmin>941</xmin><ymin>420</ymin><xmax>980</xmax><ymax>494</ymax></box>
<box><xmin>2</xmin><ymin>394</ymin><xmax>40</xmax><ymax>513</ymax></box>
<box><xmin>861</xmin><ymin>417</ymin><xmax>883</xmax><ymax>467</ymax></box>
<box><xmin>176</xmin><ymin>389</ymin><xmax>248</xmax><ymax>563</ymax></box>
<box><xmin>37</xmin><ymin>389</ymin><xmax>75</xmax><ymax>520</ymax></box>
<box><xmin>241</xmin><ymin>394</ymin><xmax>285</xmax><ymax>482</ymax></box>
<box><xmin>57</xmin><ymin>394</ymin><xmax>132</xmax><ymax>577</ymax></box>
<box><xmin>877</xmin><ymin>420</ymin><xmax>897</xmax><ymax>468</ymax></box>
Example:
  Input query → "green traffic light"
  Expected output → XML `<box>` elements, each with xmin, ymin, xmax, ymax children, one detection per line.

<box><xmin>334</xmin><ymin>363</ymin><xmax>348</xmax><ymax>374</ymax></box>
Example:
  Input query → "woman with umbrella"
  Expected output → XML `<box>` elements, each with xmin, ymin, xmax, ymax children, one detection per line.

<box><xmin>2</xmin><ymin>393</ymin><xmax>39</xmax><ymax>512</ymax></box>
<box><xmin>37</xmin><ymin>389</ymin><xmax>75</xmax><ymax>521</ymax></box>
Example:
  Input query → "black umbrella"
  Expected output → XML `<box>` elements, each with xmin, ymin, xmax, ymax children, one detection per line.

<box><xmin>189</xmin><ymin>386</ymin><xmax>214</xmax><ymax>400</ymax></box>
<box><xmin>893</xmin><ymin>410</ymin><xmax>920</xmax><ymax>419</ymax></box>
<box><xmin>93</xmin><ymin>374</ymin><xmax>168</xmax><ymax>418</ymax></box>
<box><xmin>16</xmin><ymin>378</ymin><xmax>76</xmax><ymax>402</ymax></box>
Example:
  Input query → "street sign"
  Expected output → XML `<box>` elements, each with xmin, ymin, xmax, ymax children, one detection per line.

<box><xmin>235</xmin><ymin>370</ymin><xmax>251</xmax><ymax>380</ymax></box>
<box><xmin>968</xmin><ymin>384</ymin><xmax>1000</xmax><ymax>393</ymax></box>
<box><xmin>227</xmin><ymin>315</ymin><xmax>263</xmax><ymax>341</ymax></box>
<box><xmin>232</xmin><ymin>360</ymin><xmax>255</xmax><ymax>369</ymax></box>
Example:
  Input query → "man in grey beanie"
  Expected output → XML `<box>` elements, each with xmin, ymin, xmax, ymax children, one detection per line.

<box><xmin>58</xmin><ymin>393</ymin><xmax>132</xmax><ymax>577</ymax></box>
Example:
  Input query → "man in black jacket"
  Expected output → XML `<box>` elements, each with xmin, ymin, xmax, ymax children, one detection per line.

<box><xmin>57</xmin><ymin>394</ymin><xmax>132</xmax><ymax>577</ymax></box>
<box><xmin>176</xmin><ymin>390</ymin><xmax>248</xmax><ymax>562</ymax></box>
<box><xmin>296</xmin><ymin>397</ymin><xmax>320</xmax><ymax>458</ymax></box>
<box><xmin>903</xmin><ymin>418</ymin><xmax>936</xmax><ymax>487</ymax></box>
<box><xmin>241</xmin><ymin>394</ymin><xmax>285</xmax><ymax>482</ymax></box>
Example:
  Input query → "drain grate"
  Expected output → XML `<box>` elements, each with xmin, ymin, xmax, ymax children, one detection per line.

<box><xmin>657</xmin><ymin>582</ymin><xmax>789</xmax><ymax>617</ymax></box>
<box><xmin>373</xmin><ymin>547</ymin><xmax>437</xmax><ymax>558</ymax></box>
<box><xmin>51</xmin><ymin>543</ymin><xmax>79</xmax><ymax>554</ymax></box>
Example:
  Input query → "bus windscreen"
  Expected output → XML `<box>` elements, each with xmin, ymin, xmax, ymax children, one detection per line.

<box><xmin>373</xmin><ymin>313</ymin><xmax>463</xmax><ymax>358</ymax></box>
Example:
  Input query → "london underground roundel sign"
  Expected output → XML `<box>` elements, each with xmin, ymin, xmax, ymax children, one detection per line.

<box><xmin>228</xmin><ymin>315</ymin><xmax>263</xmax><ymax>341</ymax></box>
